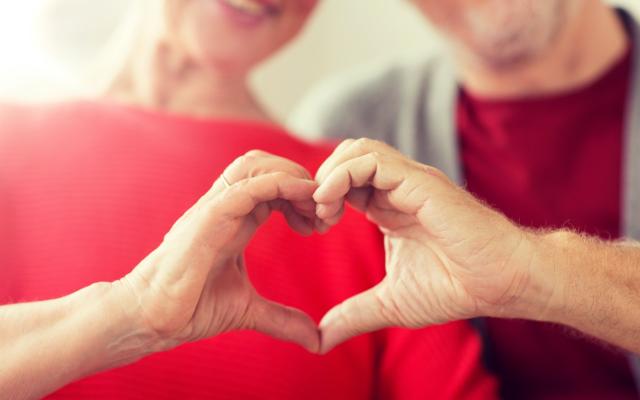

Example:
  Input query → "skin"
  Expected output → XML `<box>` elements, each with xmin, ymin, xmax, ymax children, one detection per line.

<box><xmin>313</xmin><ymin>139</ymin><xmax>640</xmax><ymax>355</ymax></box>
<box><xmin>0</xmin><ymin>153</ymin><xmax>323</xmax><ymax>400</ymax></box>
<box><xmin>304</xmin><ymin>0</ymin><xmax>637</xmax><ymax>355</ymax></box>
<box><xmin>2</xmin><ymin>1</ymin><xmax>322</xmax><ymax>398</ymax></box>
<box><xmin>409</xmin><ymin>0</ymin><xmax>629</xmax><ymax>98</ymax></box>
<box><xmin>108</xmin><ymin>0</ymin><xmax>318</xmax><ymax>120</ymax></box>
<box><xmin>4</xmin><ymin>0</ymin><xmax>638</xmax><ymax>396</ymax></box>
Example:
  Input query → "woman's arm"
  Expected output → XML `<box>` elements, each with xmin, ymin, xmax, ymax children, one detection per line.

<box><xmin>1</xmin><ymin>151</ymin><xmax>321</xmax><ymax>400</ymax></box>
<box><xmin>0</xmin><ymin>283</ymin><xmax>151</xmax><ymax>400</ymax></box>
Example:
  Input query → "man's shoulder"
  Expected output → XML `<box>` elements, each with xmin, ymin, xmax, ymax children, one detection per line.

<box><xmin>288</xmin><ymin>50</ymin><xmax>455</xmax><ymax>143</ymax></box>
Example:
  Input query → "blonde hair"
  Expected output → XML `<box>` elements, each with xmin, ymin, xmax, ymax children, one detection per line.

<box><xmin>39</xmin><ymin>0</ymin><xmax>168</xmax><ymax>99</ymax></box>
<box><xmin>92</xmin><ymin>0</ymin><xmax>165</xmax><ymax>96</ymax></box>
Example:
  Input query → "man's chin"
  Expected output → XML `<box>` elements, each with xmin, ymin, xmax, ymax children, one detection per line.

<box><xmin>455</xmin><ymin>39</ymin><xmax>545</xmax><ymax>72</ymax></box>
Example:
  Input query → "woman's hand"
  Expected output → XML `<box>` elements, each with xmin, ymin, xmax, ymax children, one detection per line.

<box><xmin>314</xmin><ymin>139</ymin><xmax>547</xmax><ymax>353</ymax></box>
<box><xmin>113</xmin><ymin>151</ymin><xmax>321</xmax><ymax>353</ymax></box>
<box><xmin>1</xmin><ymin>151</ymin><xmax>322</xmax><ymax>400</ymax></box>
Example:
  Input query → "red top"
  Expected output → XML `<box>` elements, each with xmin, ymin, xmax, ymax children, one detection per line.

<box><xmin>0</xmin><ymin>102</ymin><xmax>496</xmax><ymax>400</ymax></box>
<box><xmin>457</xmin><ymin>46</ymin><xmax>635</xmax><ymax>398</ymax></box>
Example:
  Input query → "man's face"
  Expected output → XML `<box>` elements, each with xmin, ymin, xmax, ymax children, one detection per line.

<box><xmin>410</xmin><ymin>0</ymin><xmax>581</xmax><ymax>68</ymax></box>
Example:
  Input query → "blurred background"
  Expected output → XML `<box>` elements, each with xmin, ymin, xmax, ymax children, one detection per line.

<box><xmin>0</xmin><ymin>0</ymin><xmax>638</xmax><ymax>120</ymax></box>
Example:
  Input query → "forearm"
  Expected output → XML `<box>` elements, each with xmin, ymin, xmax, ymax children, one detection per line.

<box><xmin>0</xmin><ymin>283</ymin><xmax>154</xmax><ymax>400</ymax></box>
<box><xmin>524</xmin><ymin>230</ymin><xmax>640</xmax><ymax>353</ymax></box>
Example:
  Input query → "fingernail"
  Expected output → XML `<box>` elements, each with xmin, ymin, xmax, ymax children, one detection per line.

<box><xmin>315</xmin><ymin>203</ymin><xmax>328</xmax><ymax>219</ymax></box>
<box><xmin>313</xmin><ymin>186</ymin><xmax>327</xmax><ymax>202</ymax></box>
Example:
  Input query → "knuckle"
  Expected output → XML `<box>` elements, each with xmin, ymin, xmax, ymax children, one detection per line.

<box><xmin>369</xmin><ymin>151</ymin><xmax>384</xmax><ymax>162</ymax></box>
<box><xmin>339</xmin><ymin>138</ymin><xmax>356</xmax><ymax>148</ymax></box>
<box><xmin>353</xmin><ymin>137</ymin><xmax>374</xmax><ymax>150</ymax></box>
<box><xmin>233</xmin><ymin>151</ymin><xmax>262</xmax><ymax>169</ymax></box>
<box><xmin>245</xmin><ymin>149</ymin><xmax>268</xmax><ymax>158</ymax></box>
<box><xmin>231</xmin><ymin>179</ymin><xmax>251</xmax><ymax>190</ymax></box>
<box><xmin>236</xmin><ymin>154</ymin><xmax>253</xmax><ymax>167</ymax></box>
<box><xmin>215</xmin><ymin>185</ymin><xmax>243</xmax><ymax>205</ymax></box>
<box><xmin>270</xmin><ymin>171</ymin><xmax>289</xmax><ymax>181</ymax></box>
<box><xmin>227</xmin><ymin>155</ymin><xmax>249</xmax><ymax>175</ymax></box>
<box><xmin>421</xmin><ymin>165</ymin><xmax>448</xmax><ymax>181</ymax></box>
<box><xmin>200</xmin><ymin>199</ymin><xmax>221</xmax><ymax>217</ymax></box>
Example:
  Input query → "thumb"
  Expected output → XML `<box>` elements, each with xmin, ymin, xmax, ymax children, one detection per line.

<box><xmin>319</xmin><ymin>283</ymin><xmax>393</xmax><ymax>354</ymax></box>
<box><xmin>249</xmin><ymin>297</ymin><xmax>321</xmax><ymax>353</ymax></box>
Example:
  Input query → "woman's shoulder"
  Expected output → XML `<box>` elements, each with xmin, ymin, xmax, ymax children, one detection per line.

<box><xmin>0</xmin><ymin>101</ymin><xmax>135</xmax><ymax>143</ymax></box>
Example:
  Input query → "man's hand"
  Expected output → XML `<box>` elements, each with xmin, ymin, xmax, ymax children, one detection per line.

<box><xmin>112</xmin><ymin>151</ymin><xmax>321</xmax><ymax>353</ymax></box>
<box><xmin>314</xmin><ymin>139</ymin><xmax>552</xmax><ymax>353</ymax></box>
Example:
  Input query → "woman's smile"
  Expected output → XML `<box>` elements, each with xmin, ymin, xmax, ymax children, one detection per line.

<box><xmin>216</xmin><ymin>0</ymin><xmax>280</xmax><ymax>26</ymax></box>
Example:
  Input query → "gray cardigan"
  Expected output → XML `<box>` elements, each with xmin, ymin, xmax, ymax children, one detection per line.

<box><xmin>290</xmin><ymin>6</ymin><xmax>640</xmax><ymax>389</ymax></box>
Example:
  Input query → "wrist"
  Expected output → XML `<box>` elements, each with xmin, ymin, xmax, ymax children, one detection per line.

<box><xmin>514</xmin><ymin>229</ymin><xmax>579</xmax><ymax>323</ymax></box>
<box><xmin>64</xmin><ymin>281</ymin><xmax>159</xmax><ymax>375</ymax></box>
<box><xmin>492</xmin><ymin>229</ymin><xmax>571</xmax><ymax>322</ymax></box>
<box><xmin>101</xmin><ymin>279</ymin><xmax>169</xmax><ymax>362</ymax></box>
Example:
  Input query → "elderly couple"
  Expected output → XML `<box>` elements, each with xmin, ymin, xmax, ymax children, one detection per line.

<box><xmin>1</xmin><ymin>0</ymin><xmax>640</xmax><ymax>398</ymax></box>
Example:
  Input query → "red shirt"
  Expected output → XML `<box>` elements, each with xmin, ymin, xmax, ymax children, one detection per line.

<box><xmin>457</xmin><ymin>46</ymin><xmax>635</xmax><ymax>398</ymax></box>
<box><xmin>0</xmin><ymin>102</ymin><xmax>496</xmax><ymax>400</ymax></box>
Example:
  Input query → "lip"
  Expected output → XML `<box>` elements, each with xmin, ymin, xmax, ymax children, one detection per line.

<box><xmin>214</xmin><ymin>0</ymin><xmax>280</xmax><ymax>27</ymax></box>
<box><xmin>251</xmin><ymin>0</ymin><xmax>281</xmax><ymax>12</ymax></box>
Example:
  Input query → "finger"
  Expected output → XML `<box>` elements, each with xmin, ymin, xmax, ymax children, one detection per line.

<box><xmin>315</xmin><ymin>138</ymin><xmax>356</xmax><ymax>182</ymax></box>
<box><xmin>314</xmin><ymin>187</ymin><xmax>371</xmax><ymax>229</ymax></box>
<box><xmin>315</xmin><ymin>199</ymin><xmax>343</xmax><ymax>220</ymax></box>
<box><xmin>290</xmin><ymin>198</ymin><xmax>317</xmax><ymax>218</ymax></box>
<box><xmin>268</xmin><ymin>199</ymin><xmax>314</xmax><ymax>236</ymax></box>
<box><xmin>318</xmin><ymin>283</ymin><xmax>393</xmax><ymax>354</ymax></box>
<box><xmin>164</xmin><ymin>171</ymin><xmax>234</xmax><ymax>240</ymax></box>
<box><xmin>314</xmin><ymin>151</ymin><xmax>400</xmax><ymax>204</ymax></box>
<box><xmin>314</xmin><ymin>219</ymin><xmax>332</xmax><ymax>234</ymax></box>
<box><xmin>315</xmin><ymin>153</ymin><xmax>433</xmax><ymax>217</ymax></box>
<box><xmin>345</xmin><ymin>187</ymin><xmax>373</xmax><ymax>212</ymax></box>
<box><xmin>316</xmin><ymin>187</ymin><xmax>374</xmax><ymax>226</ymax></box>
<box><xmin>225</xmin><ymin>150</ymin><xmax>312</xmax><ymax>184</ymax></box>
<box><xmin>214</xmin><ymin>173</ymin><xmax>318</xmax><ymax>220</ymax></box>
<box><xmin>249</xmin><ymin>297</ymin><xmax>321</xmax><ymax>353</ymax></box>
<box><xmin>165</xmin><ymin>174</ymin><xmax>228</xmax><ymax>237</ymax></box>
<box><xmin>315</xmin><ymin>138</ymin><xmax>403</xmax><ymax>183</ymax></box>
<box><xmin>168</xmin><ymin>152</ymin><xmax>313</xmax><ymax>238</ymax></box>
<box><xmin>316</xmin><ymin>203</ymin><xmax>345</xmax><ymax>227</ymax></box>
<box><xmin>196</xmin><ymin>151</ymin><xmax>312</xmax><ymax>213</ymax></box>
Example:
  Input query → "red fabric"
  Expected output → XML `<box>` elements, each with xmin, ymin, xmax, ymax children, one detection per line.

<box><xmin>0</xmin><ymin>102</ymin><xmax>496</xmax><ymax>400</ymax></box>
<box><xmin>457</xmin><ymin>47</ymin><xmax>636</xmax><ymax>399</ymax></box>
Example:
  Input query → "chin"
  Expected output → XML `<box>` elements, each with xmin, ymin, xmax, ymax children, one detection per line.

<box><xmin>457</xmin><ymin>6</ymin><xmax>564</xmax><ymax>70</ymax></box>
<box><xmin>462</xmin><ymin>35</ymin><xmax>550</xmax><ymax>70</ymax></box>
<box><xmin>199</xmin><ymin>51</ymin><xmax>264</xmax><ymax>75</ymax></box>
<box><xmin>179</xmin><ymin>0</ymin><xmax>304</xmax><ymax>69</ymax></box>
<box><xmin>190</xmin><ymin>33</ymin><xmax>282</xmax><ymax>70</ymax></box>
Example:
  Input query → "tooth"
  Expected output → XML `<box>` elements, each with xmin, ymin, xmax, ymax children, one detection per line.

<box><xmin>225</xmin><ymin>0</ymin><xmax>264</xmax><ymax>15</ymax></box>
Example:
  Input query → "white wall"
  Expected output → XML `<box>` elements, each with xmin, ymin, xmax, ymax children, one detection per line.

<box><xmin>251</xmin><ymin>0</ymin><xmax>436</xmax><ymax>119</ymax></box>
<box><xmin>0</xmin><ymin>0</ymin><xmax>637</xmax><ymax>119</ymax></box>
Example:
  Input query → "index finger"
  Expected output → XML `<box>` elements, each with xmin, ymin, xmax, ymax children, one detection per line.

<box><xmin>315</xmin><ymin>138</ymin><xmax>403</xmax><ymax>183</ymax></box>
<box><xmin>214</xmin><ymin>172</ymin><xmax>318</xmax><ymax>220</ymax></box>
<box><xmin>224</xmin><ymin>150</ymin><xmax>312</xmax><ymax>184</ymax></box>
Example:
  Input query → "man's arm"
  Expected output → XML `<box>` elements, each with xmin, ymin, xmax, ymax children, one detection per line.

<box><xmin>530</xmin><ymin>231</ymin><xmax>640</xmax><ymax>353</ymax></box>
<box><xmin>313</xmin><ymin>138</ymin><xmax>640</xmax><ymax>354</ymax></box>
